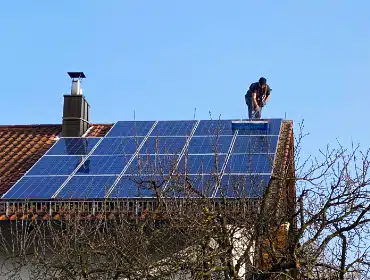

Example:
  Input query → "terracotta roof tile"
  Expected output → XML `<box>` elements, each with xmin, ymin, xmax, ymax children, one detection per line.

<box><xmin>0</xmin><ymin>125</ymin><xmax>62</xmax><ymax>195</ymax></box>
<box><xmin>0</xmin><ymin>123</ymin><xmax>113</xmax><ymax>196</ymax></box>
<box><xmin>86</xmin><ymin>124</ymin><xmax>113</xmax><ymax>137</ymax></box>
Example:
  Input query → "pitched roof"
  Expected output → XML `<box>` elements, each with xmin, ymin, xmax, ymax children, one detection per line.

<box><xmin>0</xmin><ymin>120</ymin><xmax>294</xmax><ymax>221</ymax></box>
<box><xmin>0</xmin><ymin>121</ymin><xmax>293</xmax><ymax>198</ymax></box>
<box><xmin>0</xmin><ymin>124</ymin><xmax>113</xmax><ymax>196</ymax></box>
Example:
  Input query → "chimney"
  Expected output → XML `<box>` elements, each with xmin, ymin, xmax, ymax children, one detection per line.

<box><xmin>62</xmin><ymin>72</ymin><xmax>90</xmax><ymax>137</ymax></box>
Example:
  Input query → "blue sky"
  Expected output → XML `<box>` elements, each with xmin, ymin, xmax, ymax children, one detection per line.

<box><xmin>0</xmin><ymin>1</ymin><xmax>369</xmax><ymax>157</ymax></box>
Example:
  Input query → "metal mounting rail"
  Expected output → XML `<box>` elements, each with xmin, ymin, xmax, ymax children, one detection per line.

<box><xmin>211</xmin><ymin>129</ymin><xmax>239</xmax><ymax>198</ymax></box>
<box><xmin>105</xmin><ymin>121</ymin><xmax>159</xmax><ymax>198</ymax></box>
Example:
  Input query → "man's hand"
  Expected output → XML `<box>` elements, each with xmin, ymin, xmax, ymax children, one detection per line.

<box><xmin>255</xmin><ymin>105</ymin><xmax>260</xmax><ymax>112</ymax></box>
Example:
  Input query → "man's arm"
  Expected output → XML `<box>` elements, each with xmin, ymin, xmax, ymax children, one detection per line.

<box><xmin>264</xmin><ymin>94</ymin><xmax>270</xmax><ymax>104</ymax></box>
<box><xmin>249</xmin><ymin>83</ymin><xmax>260</xmax><ymax>108</ymax></box>
<box><xmin>252</xmin><ymin>92</ymin><xmax>259</xmax><ymax>108</ymax></box>
<box><xmin>264</xmin><ymin>86</ymin><xmax>271</xmax><ymax>104</ymax></box>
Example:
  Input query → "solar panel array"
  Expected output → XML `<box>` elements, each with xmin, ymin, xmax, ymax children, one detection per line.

<box><xmin>2</xmin><ymin>119</ymin><xmax>282</xmax><ymax>200</ymax></box>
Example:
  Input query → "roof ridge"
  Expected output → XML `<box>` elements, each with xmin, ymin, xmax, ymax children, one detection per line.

<box><xmin>0</xmin><ymin>124</ymin><xmax>61</xmax><ymax>128</ymax></box>
<box><xmin>90</xmin><ymin>123</ymin><xmax>115</xmax><ymax>125</ymax></box>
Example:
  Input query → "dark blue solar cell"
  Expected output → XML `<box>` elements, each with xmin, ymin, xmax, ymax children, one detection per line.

<box><xmin>27</xmin><ymin>156</ymin><xmax>82</xmax><ymax>176</ymax></box>
<box><xmin>232</xmin><ymin>136</ymin><xmax>278</xmax><ymax>154</ymax></box>
<box><xmin>75</xmin><ymin>155</ymin><xmax>131</xmax><ymax>175</ymax></box>
<box><xmin>58</xmin><ymin>176</ymin><xmax>117</xmax><ymax>199</ymax></box>
<box><xmin>165</xmin><ymin>174</ymin><xmax>219</xmax><ymax>197</ymax></box>
<box><xmin>187</xmin><ymin>136</ymin><xmax>232</xmax><ymax>154</ymax></box>
<box><xmin>106</xmin><ymin>121</ymin><xmax>155</xmax><ymax>137</ymax></box>
<box><xmin>46</xmin><ymin>138</ymin><xmax>100</xmax><ymax>156</ymax></box>
<box><xmin>150</xmin><ymin>121</ymin><xmax>196</xmax><ymax>136</ymax></box>
<box><xmin>215</xmin><ymin>174</ymin><xmax>270</xmax><ymax>198</ymax></box>
<box><xmin>236</xmin><ymin>119</ymin><xmax>282</xmax><ymax>136</ymax></box>
<box><xmin>92</xmin><ymin>137</ymin><xmax>144</xmax><ymax>155</ymax></box>
<box><xmin>2</xmin><ymin>176</ymin><xmax>68</xmax><ymax>199</ymax></box>
<box><xmin>140</xmin><ymin>137</ymin><xmax>187</xmax><ymax>155</ymax></box>
<box><xmin>125</xmin><ymin>155</ymin><xmax>180</xmax><ymax>175</ymax></box>
<box><xmin>224</xmin><ymin>154</ymin><xmax>274</xmax><ymax>174</ymax></box>
<box><xmin>194</xmin><ymin>120</ymin><xmax>235</xmax><ymax>136</ymax></box>
<box><xmin>178</xmin><ymin>154</ymin><xmax>226</xmax><ymax>174</ymax></box>
<box><xmin>109</xmin><ymin>175</ymin><xmax>166</xmax><ymax>198</ymax></box>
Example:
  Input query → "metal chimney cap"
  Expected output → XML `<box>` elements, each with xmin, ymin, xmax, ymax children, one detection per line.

<box><xmin>67</xmin><ymin>72</ymin><xmax>86</xmax><ymax>79</ymax></box>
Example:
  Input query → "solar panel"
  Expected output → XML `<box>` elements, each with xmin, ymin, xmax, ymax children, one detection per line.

<box><xmin>224</xmin><ymin>154</ymin><xmax>274</xmax><ymax>174</ymax></box>
<box><xmin>178</xmin><ymin>154</ymin><xmax>226</xmax><ymax>174</ymax></box>
<box><xmin>126</xmin><ymin>154</ymin><xmax>179</xmax><ymax>175</ymax></box>
<box><xmin>232</xmin><ymin>135</ymin><xmax>278</xmax><ymax>154</ymax></box>
<box><xmin>106</xmin><ymin>121</ymin><xmax>155</xmax><ymax>137</ymax></box>
<box><xmin>194</xmin><ymin>120</ymin><xmax>234</xmax><ymax>136</ymax></box>
<box><xmin>57</xmin><ymin>176</ymin><xmax>117</xmax><ymax>199</ymax></box>
<box><xmin>27</xmin><ymin>156</ymin><xmax>82</xmax><ymax>176</ymax></box>
<box><xmin>46</xmin><ymin>138</ymin><xmax>100</xmax><ymax>155</ymax></box>
<box><xmin>3</xmin><ymin>176</ymin><xmax>68</xmax><ymax>199</ymax></box>
<box><xmin>109</xmin><ymin>175</ymin><xmax>165</xmax><ymax>198</ymax></box>
<box><xmin>75</xmin><ymin>155</ymin><xmax>131</xmax><ymax>175</ymax></box>
<box><xmin>215</xmin><ymin>174</ymin><xmax>270</xmax><ymax>198</ymax></box>
<box><xmin>150</xmin><ymin>121</ymin><xmax>196</xmax><ymax>136</ymax></box>
<box><xmin>187</xmin><ymin>136</ymin><xmax>232</xmax><ymax>154</ymax></box>
<box><xmin>166</xmin><ymin>174</ymin><xmax>219</xmax><ymax>197</ymax></box>
<box><xmin>141</xmin><ymin>137</ymin><xmax>187</xmax><ymax>155</ymax></box>
<box><xmin>2</xmin><ymin>119</ymin><xmax>284</xmax><ymax>200</ymax></box>
<box><xmin>92</xmin><ymin>137</ymin><xmax>144</xmax><ymax>155</ymax></box>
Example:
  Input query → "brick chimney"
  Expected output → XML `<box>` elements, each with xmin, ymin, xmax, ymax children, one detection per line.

<box><xmin>62</xmin><ymin>72</ymin><xmax>90</xmax><ymax>137</ymax></box>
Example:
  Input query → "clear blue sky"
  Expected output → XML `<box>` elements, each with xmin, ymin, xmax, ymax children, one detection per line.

<box><xmin>0</xmin><ymin>1</ymin><xmax>369</xmax><ymax>156</ymax></box>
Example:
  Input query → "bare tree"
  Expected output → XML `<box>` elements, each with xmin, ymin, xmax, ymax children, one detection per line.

<box><xmin>255</xmin><ymin>121</ymin><xmax>370</xmax><ymax>280</ymax></box>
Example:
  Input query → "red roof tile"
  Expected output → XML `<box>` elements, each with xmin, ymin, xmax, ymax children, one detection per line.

<box><xmin>0</xmin><ymin>123</ymin><xmax>113</xmax><ymax>196</ymax></box>
<box><xmin>86</xmin><ymin>124</ymin><xmax>113</xmax><ymax>137</ymax></box>
<box><xmin>0</xmin><ymin>125</ymin><xmax>62</xmax><ymax>195</ymax></box>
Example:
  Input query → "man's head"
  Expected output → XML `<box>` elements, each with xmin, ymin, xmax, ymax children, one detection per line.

<box><xmin>258</xmin><ymin>77</ymin><xmax>267</xmax><ymax>88</ymax></box>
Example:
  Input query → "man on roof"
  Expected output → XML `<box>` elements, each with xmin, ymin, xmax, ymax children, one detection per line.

<box><xmin>245</xmin><ymin>77</ymin><xmax>271</xmax><ymax>119</ymax></box>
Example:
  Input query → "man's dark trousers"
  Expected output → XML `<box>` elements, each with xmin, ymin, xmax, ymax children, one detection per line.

<box><xmin>246</xmin><ymin>97</ymin><xmax>262</xmax><ymax>119</ymax></box>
